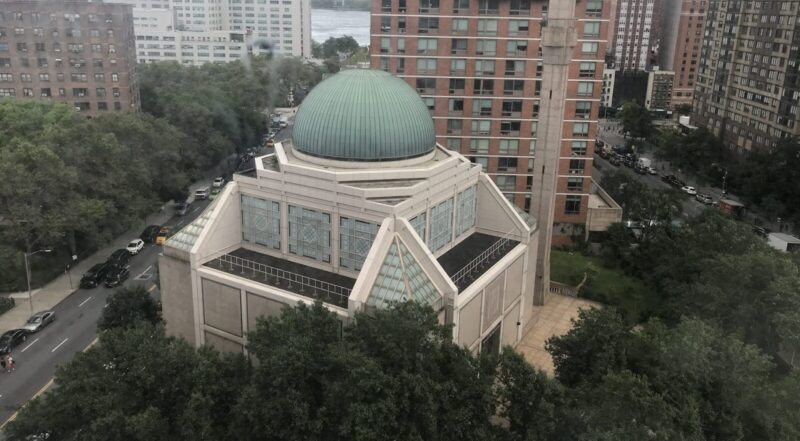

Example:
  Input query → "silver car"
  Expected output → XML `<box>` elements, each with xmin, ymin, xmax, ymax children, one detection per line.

<box><xmin>21</xmin><ymin>310</ymin><xmax>55</xmax><ymax>333</ymax></box>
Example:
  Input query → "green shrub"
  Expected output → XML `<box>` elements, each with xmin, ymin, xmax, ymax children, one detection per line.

<box><xmin>0</xmin><ymin>296</ymin><xmax>15</xmax><ymax>315</ymax></box>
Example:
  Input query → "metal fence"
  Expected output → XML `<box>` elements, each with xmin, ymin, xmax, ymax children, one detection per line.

<box><xmin>451</xmin><ymin>232</ymin><xmax>515</xmax><ymax>289</ymax></box>
<box><xmin>211</xmin><ymin>253</ymin><xmax>351</xmax><ymax>308</ymax></box>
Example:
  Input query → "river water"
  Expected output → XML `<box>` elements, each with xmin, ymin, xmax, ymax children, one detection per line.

<box><xmin>311</xmin><ymin>9</ymin><xmax>371</xmax><ymax>46</ymax></box>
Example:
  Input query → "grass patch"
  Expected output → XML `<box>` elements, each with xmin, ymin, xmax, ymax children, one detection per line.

<box><xmin>551</xmin><ymin>250</ymin><xmax>655</xmax><ymax>323</ymax></box>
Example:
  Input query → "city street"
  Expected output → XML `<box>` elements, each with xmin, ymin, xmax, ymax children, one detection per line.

<box><xmin>0</xmin><ymin>197</ymin><xmax>212</xmax><ymax>425</ymax></box>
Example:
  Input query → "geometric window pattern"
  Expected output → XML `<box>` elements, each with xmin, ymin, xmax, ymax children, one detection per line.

<box><xmin>409</xmin><ymin>211</ymin><xmax>426</xmax><ymax>243</ymax></box>
<box><xmin>367</xmin><ymin>237</ymin><xmax>439</xmax><ymax>309</ymax></box>
<box><xmin>429</xmin><ymin>197</ymin><xmax>454</xmax><ymax>252</ymax></box>
<box><xmin>455</xmin><ymin>185</ymin><xmax>477</xmax><ymax>236</ymax></box>
<box><xmin>241</xmin><ymin>195</ymin><xmax>281</xmax><ymax>250</ymax></box>
<box><xmin>339</xmin><ymin>217</ymin><xmax>379</xmax><ymax>271</ymax></box>
<box><xmin>288</xmin><ymin>205</ymin><xmax>331</xmax><ymax>263</ymax></box>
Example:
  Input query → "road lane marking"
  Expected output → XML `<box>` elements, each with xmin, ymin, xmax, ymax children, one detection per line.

<box><xmin>192</xmin><ymin>206</ymin><xmax>200</xmax><ymax>213</ymax></box>
<box><xmin>20</xmin><ymin>338</ymin><xmax>39</xmax><ymax>353</ymax></box>
<box><xmin>51</xmin><ymin>338</ymin><xmax>69</xmax><ymax>352</ymax></box>
<box><xmin>177</xmin><ymin>219</ymin><xmax>184</xmax><ymax>226</ymax></box>
<box><xmin>84</xmin><ymin>337</ymin><xmax>99</xmax><ymax>351</ymax></box>
<box><xmin>142</xmin><ymin>265</ymin><xmax>152</xmax><ymax>274</ymax></box>
<box><xmin>78</xmin><ymin>296</ymin><xmax>93</xmax><ymax>307</ymax></box>
<box><xmin>148</xmin><ymin>285</ymin><xmax>156</xmax><ymax>293</ymax></box>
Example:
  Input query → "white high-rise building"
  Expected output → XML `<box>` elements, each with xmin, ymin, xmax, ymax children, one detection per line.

<box><xmin>117</xmin><ymin>0</ymin><xmax>312</xmax><ymax>63</ymax></box>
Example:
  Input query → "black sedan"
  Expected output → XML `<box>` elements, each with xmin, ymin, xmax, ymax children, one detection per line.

<box><xmin>104</xmin><ymin>266</ymin><xmax>130</xmax><ymax>288</ymax></box>
<box><xmin>140</xmin><ymin>225</ymin><xmax>161</xmax><ymax>243</ymax></box>
<box><xmin>80</xmin><ymin>262</ymin><xmax>111</xmax><ymax>288</ymax></box>
<box><xmin>0</xmin><ymin>329</ymin><xmax>28</xmax><ymax>354</ymax></box>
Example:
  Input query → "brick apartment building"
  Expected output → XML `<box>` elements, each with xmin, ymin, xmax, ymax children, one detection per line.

<box><xmin>0</xmin><ymin>0</ymin><xmax>139</xmax><ymax>116</ymax></box>
<box><xmin>694</xmin><ymin>0</ymin><xmax>800</xmax><ymax>153</ymax></box>
<box><xmin>661</xmin><ymin>0</ymin><xmax>705</xmax><ymax>108</ymax></box>
<box><xmin>369</xmin><ymin>0</ymin><xmax>620</xmax><ymax>248</ymax></box>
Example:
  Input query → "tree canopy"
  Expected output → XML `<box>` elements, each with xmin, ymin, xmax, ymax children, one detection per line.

<box><xmin>98</xmin><ymin>285</ymin><xmax>162</xmax><ymax>332</ymax></box>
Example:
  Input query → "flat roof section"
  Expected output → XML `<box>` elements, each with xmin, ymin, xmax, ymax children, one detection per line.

<box><xmin>437</xmin><ymin>233</ymin><xmax>518</xmax><ymax>292</ymax></box>
<box><xmin>204</xmin><ymin>248</ymin><xmax>355</xmax><ymax>308</ymax></box>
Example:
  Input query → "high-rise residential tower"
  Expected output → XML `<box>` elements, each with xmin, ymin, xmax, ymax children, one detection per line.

<box><xmin>661</xmin><ymin>0</ymin><xmax>705</xmax><ymax>108</ymax></box>
<box><xmin>694</xmin><ymin>0</ymin><xmax>800</xmax><ymax>153</ymax></box>
<box><xmin>369</xmin><ymin>0</ymin><xmax>620</xmax><ymax>247</ymax></box>
<box><xmin>612</xmin><ymin>0</ymin><xmax>662</xmax><ymax>71</ymax></box>
<box><xmin>0</xmin><ymin>0</ymin><xmax>140</xmax><ymax>116</ymax></box>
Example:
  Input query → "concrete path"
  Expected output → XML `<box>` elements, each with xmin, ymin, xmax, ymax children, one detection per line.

<box><xmin>516</xmin><ymin>294</ymin><xmax>601</xmax><ymax>376</ymax></box>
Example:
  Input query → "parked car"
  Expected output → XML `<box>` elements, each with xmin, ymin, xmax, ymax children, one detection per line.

<box><xmin>175</xmin><ymin>201</ymin><xmax>190</xmax><ymax>216</ymax></box>
<box><xmin>647</xmin><ymin>166</ymin><xmax>658</xmax><ymax>175</ymax></box>
<box><xmin>104</xmin><ymin>266</ymin><xmax>130</xmax><ymax>288</ymax></box>
<box><xmin>156</xmin><ymin>226</ymin><xmax>172</xmax><ymax>246</ymax></box>
<box><xmin>0</xmin><ymin>329</ymin><xmax>27</xmax><ymax>354</ymax></box>
<box><xmin>661</xmin><ymin>174</ymin><xmax>676</xmax><ymax>183</ymax></box>
<box><xmin>194</xmin><ymin>187</ymin><xmax>210</xmax><ymax>200</ymax></box>
<box><xmin>140</xmin><ymin>225</ymin><xmax>161</xmax><ymax>243</ymax></box>
<box><xmin>80</xmin><ymin>263</ymin><xmax>111</xmax><ymax>288</ymax></box>
<box><xmin>695</xmin><ymin>194</ymin><xmax>713</xmax><ymax>204</ymax></box>
<box><xmin>634</xmin><ymin>165</ymin><xmax>648</xmax><ymax>175</ymax></box>
<box><xmin>21</xmin><ymin>310</ymin><xmax>55</xmax><ymax>333</ymax></box>
<box><xmin>681</xmin><ymin>185</ymin><xmax>697</xmax><ymax>195</ymax></box>
<box><xmin>212</xmin><ymin>177</ymin><xmax>226</xmax><ymax>188</ymax></box>
<box><xmin>126</xmin><ymin>238</ymin><xmax>145</xmax><ymax>255</ymax></box>
<box><xmin>107</xmin><ymin>249</ymin><xmax>131</xmax><ymax>268</ymax></box>
<box><xmin>609</xmin><ymin>156</ymin><xmax>621</xmax><ymax>166</ymax></box>
<box><xmin>751</xmin><ymin>225</ymin><xmax>770</xmax><ymax>238</ymax></box>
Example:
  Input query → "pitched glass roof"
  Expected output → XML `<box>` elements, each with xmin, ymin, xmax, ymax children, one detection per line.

<box><xmin>367</xmin><ymin>237</ymin><xmax>439</xmax><ymax>309</ymax></box>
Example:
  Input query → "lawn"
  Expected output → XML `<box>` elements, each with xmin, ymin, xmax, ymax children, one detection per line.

<box><xmin>551</xmin><ymin>250</ymin><xmax>655</xmax><ymax>322</ymax></box>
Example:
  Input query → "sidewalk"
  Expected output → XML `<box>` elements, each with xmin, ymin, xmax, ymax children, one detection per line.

<box><xmin>0</xmin><ymin>172</ymin><xmax>224</xmax><ymax>334</ymax></box>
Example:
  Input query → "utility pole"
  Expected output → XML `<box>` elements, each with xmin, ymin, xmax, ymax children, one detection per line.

<box><xmin>24</xmin><ymin>249</ymin><xmax>52</xmax><ymax>316</ymax></box>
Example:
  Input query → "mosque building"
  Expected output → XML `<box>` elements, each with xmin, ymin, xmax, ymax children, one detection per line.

<box><xmin>159</xmin><ymin>69</ymin><xmax>540</xmax><ymax>354</ymax></box>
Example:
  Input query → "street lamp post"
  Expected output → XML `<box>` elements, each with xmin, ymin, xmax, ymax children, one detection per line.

<box><xmin>24</xmin><ymin>249</ymin><xmax>52</xmax><ymax>316</ymax></box>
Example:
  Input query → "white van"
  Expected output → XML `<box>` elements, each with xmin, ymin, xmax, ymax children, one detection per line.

<box><xmin>194</xmin><ymin>187</ymin><xmax>210</xmax><ymax>200</ymax></box>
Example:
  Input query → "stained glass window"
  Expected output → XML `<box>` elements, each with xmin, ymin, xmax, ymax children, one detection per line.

<box><xmin>367</xmin><ymin>238</ymin><xmax>439</xmax><ymax>309</ymax></box>
<box><xmin>339</xmin><ymin>217</ymin><xmax>379</xmax><ymax>270</ymax></box>
<box><xmin>409</xmin><ymin>212</ymin><xmax>426</xmax><ymax>242</ymax></box>
<box><xmin>241</xmin><ymin>195</ymin><xmax>281</xmax><ymax>250</ymax></box>
<box><xmin>288</xmin><ymin>205</ymin><xmax>331</xmax><ymax>262</ymax></box>
<box><xmin>429</xmin><ymin>198</ymin><xmax>453</xmax><ymax>252</ymax></box>
<box><xmin>456</xmin><ymin>185</ymin><xmax>477</xmax><ymax>236</ymax></box>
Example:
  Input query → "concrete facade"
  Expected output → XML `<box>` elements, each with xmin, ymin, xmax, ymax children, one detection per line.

<box><xmin>645</xmin><ymin>69</ymin><xmax>674</xmax><ymax>111</ymax></box>
<box><xmin>693</xmin><ymin>0</ymin><xmax>800</xmax><ymax>153</ymax></box>
<box><xmin>601</xmin><ymin>67</ymin><xmax>615</xmax><ymax>108</ymax></box>
<box><xmin>0</xmin><ymin>0</ymin><xmax>140</xmax><ymax>116</ymax></box>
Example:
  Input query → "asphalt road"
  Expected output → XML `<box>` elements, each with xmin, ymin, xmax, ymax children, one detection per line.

<box><xmin>0</xmin><ymin>197</ymin><xmax>212</xmax><ymax>425</ymax></box>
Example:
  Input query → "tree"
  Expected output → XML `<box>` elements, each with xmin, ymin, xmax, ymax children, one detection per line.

<box><xmin>98</xmin><ymin>285</ymin><xmax>162</xmax><ymax>331</ymax></box>
<box><xmin>674</xmin><ymin>103</ymin><xmax>692</xmax><ymax>115</ymax></box>
<box><xmin>618</xmin><ymin>101</ymin><xmax>654</xmax><ymax>141</ymax></box>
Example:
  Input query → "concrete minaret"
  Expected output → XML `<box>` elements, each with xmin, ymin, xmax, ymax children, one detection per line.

<box><xmin>531</xmin><ymin>0</ymin><xmax>577</xmax><ymax>305</ymax></box>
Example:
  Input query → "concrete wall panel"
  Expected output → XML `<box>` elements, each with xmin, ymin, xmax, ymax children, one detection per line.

<box><xmin>458</xmin><ymin>292</ymin><xmax>482</xmax><ymax>348</ymax></box>
<box><xmin>504</xmin><ymin>256</ymin><xmax>524</xmax><ymax>309</ymax></box>
<box><xmin>159</xmin><ymin>254</ymin><xmax>196</xmax><ymax>345</ymax></box>
<box><xmin>246</xmin><ymin>292</ymin><xmax>288</xmax><ymax>334</ymax></box>
<box><xmin>204</xmin><ymin>331</ymin><xmax>243</xmax><ymax>353</ymax></box>
<box><xmin>501</xmin><ymin>302</ymin><xmax>521</xmax><ymax>347</ymax></box>
<box><xmin>482</xmin><ymin>273</ymin><xmax>504</xmax><ymax>333</ymax></box>
<box><xmin>201</xmin><ymin>278</ymin><xmax>243</xmax><ymax>337</ymax></box>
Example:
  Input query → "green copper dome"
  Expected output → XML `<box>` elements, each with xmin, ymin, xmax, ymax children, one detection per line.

<box><xmin>292</xmin><ymin>69</ymin><xmax>436</xmax><ymax>162</ymax></box>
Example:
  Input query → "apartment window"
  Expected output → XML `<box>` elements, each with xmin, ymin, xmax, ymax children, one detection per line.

<box><xmin>23</xmin><ymin>88</ymin><xmax>33</xmax><ymax>97</ymax></box>
<box><xmin>586</xmin><ymin>0</ymin><xmax>603</xmax><ymax>18</ymax></box>
<box><xmin>475</xmin><ymin>39</ymin><xmax>496</xmax><ymax>55</ymax></box>
<box><xmin>418</xmin><ymin>17</ymin><xmax>439</xmax><ymax>33</ymax></box>
<box><xmin>112</xmin><ymin>88</ymin><xmax>120</xmax><ymax>97</ymax></box>
<box><xmin>452</xmin><ymin>18</ymin><xmax>468</xmax><ymax>33</ymax></box>
<box><xmin>477</xmin><ymin>19</ymin><xmax>498</xmax><ymax>35</ymax></box>
<box><xmin>474</xmin><ymin>79</ymin><xmax>494</xmax><ymax>95</ymax></box>
<box><xmin>500</xmin><ymin>121</ymin><xmax>520</xmax><ymax>136</ymax></box>
<box><xmin>577</xmin><ymin>82</ymin><xmax>594</xmax><ymax>96</ymax></box>
<box><xmin>379</xmin><ymin>57</ymin><xmax>389</xmax><ymax>71</ymax></box>
<box><xmin>532</xmin><ymin>101</ymin><xmax>540</xmax><ymax>118</ymax></box>
<box><xmin>419</xmin><ymin>0</ymin><xmax>439</xmax><ymax>13</ymax></box>
<box><xmin>450</xmin><ymin>58</ymin><xmax>466</xmax><ymax>74</ymax></box>
<box><xmin>91</xmin><ymin>44</ymin><xmax>102</xmax><ymax>53</ymax></box>
<box><xmin>96</xmin><ymin>87</ymin><xmax>106</xmax><ymax>97</ymax></box>
<box><xmin>288</xmin><ymin>205</ymin><xmax>331</xmax><ymax>262</ymax></box>
<box><xmin>38</xmin><ymin>73</ymin><xmax>49</xmax><ymax>81</ymax></box>
<box><xmin>575</xmin><ymin>101</ymin><xmax>592</xmax><ymax>119</ymax></box>
<box><xmin>380</xmin><ymin>16</ymin><xmax>391</xmax><ymax>32</ymax></box>
<box><xmin>114</xmin><ymin>102</ymin><xmax>121</xmax><ymax>110</ymax></box>
<box><xmin>477</xmin><ymin>0</ymin><xmax>499</xmax><ymax>14</ymax></box>
<box><xmin>567</xmin><ymin>177</ymin><xmax>583</xmax><ymax>192</ymax></box>
<box><xmin>35</xmin><ymin>43</ymin><xmax>45</xmax><ymax>53</ymax></box>
<box><xmin>472</xmin><ymin>99</ymin><xmax>492</xmax><ymax>116</ymax></box>
<box><xmin>495</xmin><ymin>175</ymin><xmax>516</xmax><ymax>191</ymax></box>
<box><xmin>58</xmin><ymin>88</ymin><xmax>65</xmax><ymax>97</ymax></box>
<box><xmin>471</xmin><ymin>156</ymin><xmax>489</xmax><ymax>170</ymax></box>
<box><xmin>0</xmin><ymin>88</ymin><xmax>14</xmax><ymax>96</ymax></box>
<box><xmin>71</xmin><ymin>73</ymin><xmax>87</xmax><ymax>82</ymax></box>
<box><xmin>449</xmin><ymin>79</ymin><xmax>465</xmax><ymax>94</ymax></box>
<box><xmin>579</xmin><ymin>62</ymin><xmax>596</xmax><ymax>78</ymax></box>
<box><xmin>111</xmin><ymin>73</ymin><xmax>119</xmax><ymax>82</ymax></box>
<box><xmin>241</xmin><ymin>195</ymin><xmax>281</xmax><ymax>250</ymax></box>
<box><xmin>506</xmin><ymin>40</ymin><xmax>527</xmax><ymax>56</ymax></box>
<box><xmin>19</xmin><ymin>58</ymin><xmax>29</xmax><ymax>68</ymax></box>
<box><xmin>471</xmin><ymin>120</ymin><xmax>491</xmax><ymax>135</ymax></box>
<box><xmin>416</xmin><ymin>77</ymin><xmax>436</xmax><ymax>93</ymax></box>
<box><xmin>339</xmin><ymin>217</ymin><xmax>379</xmax><ymax>271</ymax></box>
<box><xmin>569</xmin><ymin>159</ymin><xmax>585</xmax><ymax>173</ymax></box>
<box><xmin>417</xmin><ymin>38</ymin><xmax>437</xmax><ymax>54</ymax></box>
<box><xmin>504</xmin><ymin>80</ymin><xmax>524</xmax><ymax>96</ymax></box>
<box><xmin>20</xmin><ymin>73</ymin><xmax>31</xmax><ymax>82</ymax></box>
<box><xmin>565</xmin><ymin>196</ymin><xmax>582</xmax><ymax>215</ymax></box>
<box><xmin>509</xmin><ymin>0</ymin><xmax>530</xmax><ymax>15</ymax></box>
<box><xmin>451</xmin><ymin>38</ymin><xmax>468</xmax><ymax>54</ymax></box>
<box><xmin>0</xmin><ymin>58</ymin><xmax>8</xmax><ymax>68</ymax></box>
<box><xmin>497</xmin><ymin>157</ymin><xmax>518</xmax><ymax>172</ymax></box>
<box><xmin>527</xmin><ymin>158</ymin><xmax>535</xmax><ymax>173</ymax></box>
<box><xmin>498</xmin><ymin>139</ymin><xmax>519</xmax><ymax>154</ymax></box>
<box><xmin>572</xmin><ymin>122</ymin><xmax>589</xmax><ymax>138</ymax></box>
<box><xmin>16</xmin><ymin>43</ymin><xmax>27</xmax><ymax>53</ymax></box>
<box><xmin>469</xmin><ymin>139</ymin><xmax>489</xmax><ymax>153</ymax></box>
<box><xmin>72</xmin><ymin>88</ymin><xmax>88</xmax><ymax>97</ymax></box>
<box><xmin>583</xmin><ymin>22</ymin><xmax>601</xmax><ymax>38</ymax></box>
<box><xmin>475</xmin><ymin>59</ymin><xmax>495</xmax><ymax>75</ymax></box>
<box><xmin>446</xmin><ymin>138</ymin><xmax>462</xmax><ymax>150</ymax></box>
<box><xmin>416</xmin><ymin>58</ymin><xmax>436</xmax><ymax>74</ymax></box>
<box><xmin>57</xmin><ymin>73</ymin><xmax>64</xmax><ymax>82</ymax></box>
<box><xmin>505</xmin><ymin>60</ymin><xmax>524</xmax><ymax>76</ymax></box>
<box><xmin>40</xmin><ymin>88</ymin><xmax>50</xmax><ymax>97</ymax></box>
<box><xmin>447</xmin><ymin>119</ymin><xmax>463</xmax><ymax>134</ymax></box>
<box><xmin>571</xmin><ymin>141</ymin><xmax>588</xmax><ymax>156</ymax></box>
<box><xmin>501</xmin><ymin>100</ymin><xmax>522</xmax><ymax>116</ymax></box>
<box><xmin>380</xmin><ymin>0</ymin><xmax>391</xmax><ymax>12</ymax></box>
<box><xmin>94</xmin><ymin>73</ymin><xmax>105</xmax><ymax>82</ymax></box>
<box><xmin>581</xmin><ymin>42</ymin><xmax>599</xmax><ymax>56</ymax></box>
<box><xmin>508</xmin><ymin>20</ymin><xmax>529</xmax><ymax>35</ymax></box>
<box><xmin>453</xmin><ymin>0</ymin><xmax>470</xmax><ymax>13</ymax></box>
<box><xmin>0</xmin><ymin>43</ymin><xmax>6</xmax><ymax>53</ymax></box>
<box><xmin>380</xmin><ymin>37</ymin><xmax>390</xmax><ymax>53</ymax></box>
